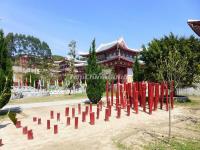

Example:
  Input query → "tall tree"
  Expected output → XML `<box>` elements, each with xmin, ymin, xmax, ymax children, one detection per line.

<box><xmin>86</xmin><ymin>39</ymin><xmax>105</xmax><ymax>104</ymax></box>
<box><xmin>141</xmin><ymin>33</ymin><xmax>200</xmax><ymax>87</ymax></box>
<box><xmin>0</xmin><ymin>30</ymin><xmax>13</xmax><ymax>109</ymax></box>
<box><xmin>133</xmin><ymin>55</ymin><xmax>144</xmax><ymax>82</ymax></box>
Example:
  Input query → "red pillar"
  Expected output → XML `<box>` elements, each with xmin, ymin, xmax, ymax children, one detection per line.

<box><xmin>75</xmin><ymin>117</ymin><xmax>78</xmax><ymax>129</ymax></box>
<box><xmin>16</xmin><ymin>121</ymin><xmax>21</xmax><ymax>128</ymax></box>
<box><xmin>85</xmin><ymin>106</ymin><xmax>89</xmax><ymax>115</ymax></box>
<box><xmin>66</xmin><ymin>117</ymin><xmax>70</xmax><ymax>126</ymax></box>
<box><xmin>33</xmin><ymin>117</ymin><xmax>37</xmax><ymax>122</ymax></box>
<box><xmin>50</xmin><ymin>110</ymin><xmax>54</xmax><ymax>119</ymax></box>
<box><xmin>154</xmin><ymin>83</ymin><xmax>159</xmax><ymax>111</ymax></box>
<box><xmin>22</xmin><ymin>126</ymin><xmax>28</xmax><ymax>134</ymax></box>
<box><xmin>148</xmin><ymin>82</ymin><xmax>153</xmax><ymax>115</ymax></box>
<box><xmin>57</xmin><ymin>113</ymin><xmax>60</xmax><ymax>121</ymax></box>
<box><xmin>78</xmin><ymin>103</ymin><xmax>81</xmax><ymax>114</ymax></box>
<box><xmin>142</xmin><ymin>83</ymin><xmax>146</xmax><ymax>112</ymax></box>
<box><xmin>134</xmin><ymin>91</ymin><xmax>139</xmax><ymax>114</ymax></box>
<box><xmin>65</xmin><ymin>107</ymin><xmax>69</xmax><ymax>116</ymax></box>
<box><xmin>160</xmin><ymin>82</ymin><xmax>164</xmax><ymax>109</ymax></box>
<box><xmin>27</xmin><ymin>130</ymin><xmax>33</xmax><ymax>140</ymax></box>
<box><xmin>90</xmin><ymin>112</ymin><xmax>95</xmax><ymax>125</ymax></box>
<box><xmin>72</xmin><ymin>107</ymin><xmax>75</xmax><ymax>118</ymax></box>
<box><xmin>96</xmin><ymin>107</ymin><xmax>100</xmax><ymax>119</ymax></box>
<box><xmin>82</xmin><ymin>112</ymin><xmax>86</xmax><ymax>122</ymax></box>
<box><xmin>38</xmin><ymin>118</ymin><xmax>41</xmax><ymax>125</ymax></box>
<box><xmin>54</xmin><ymin>125</ymin><xmax>58</xmax><ymax>134</ymax></box>
<box><xmin>105</xmin><ymin>108</ymin><xmax>109</xmax><ymax>121</ymax></box>
<box><xmin>127</xmin><ymin>104</ymin><xmax>130</xmax><ymax>116</ymax></box>
<box><xmin>47</xmin><ymin>120</ymin><xmax>50</xmax><ymax>129</ymax></box>
<box><xmin>116</xmin><ymin>105</ymin><xmax>121</xmax><ymax>118</ymax></box>
<box><xmin>90</xmin><ymin>102</ymin><xmax>92</xmax><ymax>113</ymax></box>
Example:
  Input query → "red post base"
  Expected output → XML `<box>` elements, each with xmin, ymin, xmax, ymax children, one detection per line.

<box><xmin>57</xmin><ymin>113</ymin><xmax>60</xmax><ymax>121</ymax></box>
<box><xmin>127</xmin><ymin>105</ymin><xmax>130</xmax><ymax>116</ymax></box>
<box><xmin>72</xmin><ymin>108</ymin><xmax>75</xmax><ymax>118</ymax></box>
<box><xmin>85</xmin><ymin>106</ymin><xmax>89</xmax><ymax>115</ymax></box>
<box><xmin>82</xmin><ymin>112</ymin><xmax>86</xmax><ymax>122</ymax></box>
<box><xmin>50</xmin><ymin>110</ymin><xmax>54</xmax><ymax>119</ymax></box>
<box><xmin>90</xmin><ymin>112</ymin><xmax>95</xmax><ymax>125</ymax></box>
<box><xmin>66</xmin><ymin>117</ymin><xmax>70</xmax><ymax>126</ymax></box>
<box><xmin>96</xmin><ymin>107</ymin><xmax>100</xmax><ymax>119</ymax></box>
<box><xmin>75</xmin><ymin>117</ymin><xmax>78</xmax><ymax>129</ymax></box>
<box><xmin>116</xmin><ymin>106</ymin><xmax>121</xmax><ymax>119</ymax></box>
<box><xmin>105</xmin><ymin>108</ymin><xmax>109</xmax><ymax>121</ymax></box>
<box><xmin>22</xmin><ymin>126</ymin><xmax>28</xmax><ymax>134</ymax></box>
<box><xmin>78</xmin><ymin>104</ymin><xmax>81</xmax><ymax>114</ymax></box>
<box><xmin>47</xmin><ymin>120</ymin><xmax>50</xmax><ymax>129</ymax></box>
<box><xmin>54</xmin><ymin>125</ymin><xmax>58</xmax><ymax>134</ymax></box>
<box><xmin>16</xmin><ymin>121</ymin><xmax>21</xmax><ymax>128</ymax></box>
<box><xmin>90</xmin><ymin>102</ymin><xmax>92</xmax><ymax>113</ymax></box>
<box><xmin>27</xmin><ymin>130</ymin><xmax>33</xmax><ymax>140</ymax></box>
<box><xmin>38</xmin><ymin>118</ymin><xmax>41</xmax><ymax>125</ymax></box>
<box><xmin>65</xmin><ymin>107</ymin><xmax>69</xmax><ymax>116</ymax></box>
<box><xmin>33</xmin><ymin>117</ymin><xmax>37</xmax><ymax>122</ymax></box>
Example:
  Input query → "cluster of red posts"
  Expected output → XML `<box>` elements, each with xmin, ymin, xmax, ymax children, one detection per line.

<box><xmin>105</xmin><ymin>80</ymin><xmax>175</xmax><ymax>116</ymax></box>
<box><xmin>0</xmin><ymin>80</ymin><xmax>175</xmax><ymax>146</ymax></box>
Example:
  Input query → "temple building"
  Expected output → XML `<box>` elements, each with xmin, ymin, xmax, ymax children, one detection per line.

<box><xmin>79</xmin><ymin>37</ymin><xmax>142</xmax><ymax>82</ymax></box>
<box><xmin>188</xmin><ymin>20</ymin><xmax>200</xmax><ymax>37</ymax></box>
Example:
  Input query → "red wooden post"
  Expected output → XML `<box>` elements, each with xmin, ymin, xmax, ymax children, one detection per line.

<box><xmin>50</xmin><ymin>110</ymin><xmax>54</xmax><ymax>119</ymax></box>
<box><xmin>57</xmin><ymin>113</ymin><xmax>60</xmax><ymax>121</ymax></box>
<box><xmin>16</xmin><ymin>121</ymin><xmax>21</xmax><ymax>128</ymax></box>
<box><xmin>96</xmin><ymin>107</ymin><xmax>100</xmax><ymax>119</ymax></box>
<box><xmin>33</xmin><ymin>117</ymin><xmax>37</xmax><ymax>122</ymax></box>
<box><xmin>116</xmin><ymin>106</ymin><xmax>121</xmax><ymax>119</ymax></box>
<box><xmin>154</xmin><ymin>83</ymin><xmax>159</xmax><ymax>111</ymax></box>
<box><xmin>27</xmin><ymin>130</ymin><xmax>33</xmax><ymax>140</ymax></box>
<box><xmin>108</xmin><ymin>105</ymin><xmax>112</xmax><ymax>117</ymax></box>
<box><xmin>72</xmin><ymin>107</ymin><xmax>75</xmax><ymax>118</ymax></box>
<box><xmin>22</xmin><ymin>126</ymin><xmax>28</xmax><ymax>134</ymax></box>
<box><xmin>142</xmin><ymin>83</ymin><xmax>146</xmax><ymax>112</ymax></box>
<box><xmin>85</xmin><ymin>106</ymin><xmax>89</xmax><ymax>115</ymax></box>
<box><xmin>38</xmin><ymin>118</ymin><xmax>41</xmax><ymax>125</ymax></box>
<box><xmin>66</xmin><ymin>117</ymin><xmax>70</xmax><ymax>126</ymax></box>
<box><xmin>82</xmin><ymin>112</ymin><xmax>86</xmax><ymax>122</ymax></box>
<box><xmin>47</xmin><ymin>120</ymin><xmax>50</xmax><ymax>129</ymax></box>
<box><xmin>78</xmin><ymin>103</ymin><xmax>81</xmax><ymax>114</ymax></box>
<box><xmin>65</xmin><ymin>107</ymin><xmax>69</xmax><ymax>116</ymax></box>
<box><xmin>111</xmin><ymin>81</ymin><xmax>114</xmax><ymax>106</ymax></box>
<box><xmin>105</xmin><ymin>108</ymin><xmax>109</xmax><ymax>121</ymax></box>
<box><xmin>127</xmin><ymin>104</ymin><xmax>130</xmax><ymax>116</ymax></box>
<box><xmin>75</xmin><ymin>117</ymin><xmax>78</xmax><ymax>129</ymax></box>
<box><xmin>54</xmin><ymin>125</ymin><xmax>58</xmax><ymax>134</ymax></box>
<box><xmin>90</xmin><ymin>102</ymin><xmax>92</xmax><ymax>113</ymax></box>
<box><xmin>148</xmin><ymin>82</ymin><xmax>153</xmax><ymax>115</ymax></box>
<box><xmin>134</xmin><ymin>91</ymin><xmax>139</xmax><ymax>114</ymax></box>
<box><xmin>90</xmin><ymin>112</ymin><xmax>95</xmax><ymax>125</ymax></box>
<box><xmin>120</xmin><ymin>84</ymin><xmax>123</xmax><ymax>107</ymax></box>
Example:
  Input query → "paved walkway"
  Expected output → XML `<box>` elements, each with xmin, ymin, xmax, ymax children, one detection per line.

<box><xmin>2</xmin><ymin>99</ymin><xmax>88</xmax><ymax>110</ymax></box>
<box><xmin>2</xmin><ymin>97</ymin><xmax>106</xmax><ymax>110</ymax></box>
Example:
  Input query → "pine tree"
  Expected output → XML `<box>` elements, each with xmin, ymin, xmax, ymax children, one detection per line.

<box><xmin>0</xmin><ymin>30</ymin><xmax>13</xmax><ymax>109</ymax></box>
<box><xmin>86</xmin><ymin>39</ymin><xmax>105</xmax><ymax>104</ymax></box>
<box><xmin>133</xmin><ymin>55</ymin><xmax>144</xmax><ymax>82</ymax></box>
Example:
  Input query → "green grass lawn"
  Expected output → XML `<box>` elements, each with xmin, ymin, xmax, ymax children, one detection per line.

<box><xmin>8</xmin><ymin>92</ymin><xmax>87</xmax><ymax>105</ymax></box>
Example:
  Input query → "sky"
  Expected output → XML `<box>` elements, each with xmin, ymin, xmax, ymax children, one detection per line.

<box><xmin>0</xmin><ymin>0</ymin><xmax>200</xmax><ymax>56</ymax></box>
